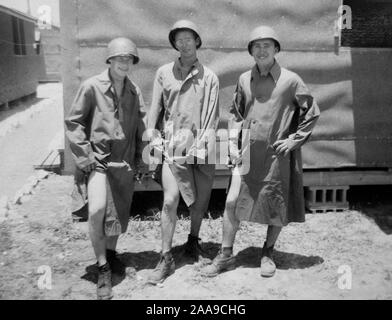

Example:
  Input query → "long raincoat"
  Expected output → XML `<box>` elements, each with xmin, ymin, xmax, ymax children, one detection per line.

<box><xmin>229</xmin><ymin>61</ymin><xmax>320</xmax><ymax>226</ymax></box>
<box><xmin>150</xmin><ymin>59</ymin><xmax>219</xmax><ymax>208</ymax></box>
<box><xmin>65</xmin><ymin>69</ymin><xmax>147</xmax><ymax>234</ymax></box>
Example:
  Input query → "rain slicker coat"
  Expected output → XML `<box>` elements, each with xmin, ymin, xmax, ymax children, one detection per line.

<box><xmin>229</xmin><ymin>61</ymin><xmax>320</xmax><ymax>226</ymax></box>
<box><xmin>150</xmin><ymin>59</ymin><xmax>219</xmax><ymax>207</ymax></box>
<box><xmin>65</xmin><ymin>69</ymin><xmax>148</xmax><ymax>233</ymax></box>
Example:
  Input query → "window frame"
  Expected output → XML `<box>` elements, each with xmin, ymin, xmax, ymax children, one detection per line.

<box><xmin>11</xmin><ymin>16</ymin><xmax>27</xmax><ymax>56</ymax></box>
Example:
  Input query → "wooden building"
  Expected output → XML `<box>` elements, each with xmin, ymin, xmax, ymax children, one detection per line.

<box><xmin>0</xmin><ymin>5</ymin><xmax>45</xmax><ymax>106</ymax></box>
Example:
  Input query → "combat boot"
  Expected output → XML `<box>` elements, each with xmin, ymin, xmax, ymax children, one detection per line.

<box><xmin>260</xmin><ymin>242</ymin><xmax>276</xmax><ymax>277</ymax></box>
<box><xmin>201</xmin><ymin>250</ymin><xmax>236</xmax><ymax>277</ymax></box>
<box><xmin>148</xmin><ymin>252</ymin><xmax>175</xmax><ymax>285</ymax></box>
<box><xmin>97</xmin><ymin>263</ymin><xmax>113</xmax><ymax>300</ymax></box>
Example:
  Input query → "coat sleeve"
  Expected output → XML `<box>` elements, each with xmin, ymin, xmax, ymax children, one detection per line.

<box><xmin>135</xmin><ymin>87</ymin><xmax>149</xmax><ymax>173</ymax></box>
<box><xmin>64</xmin><ymin>82</ymin><xmax>96</xmax><ymax>170</ymax></box>
<box><xmin>188</xmin><ymin>74</ymin><xmax>220</xmax><ymax>160</ymax></box>
<box><xmin>228</xmin><ymin>79</ymin><xmax>246</xmax><ymax>163</ymax></box>
<box><xmin>288</xmin><ymin>76</ymin><xmax>321</xmax><ymax>150</ymax></box>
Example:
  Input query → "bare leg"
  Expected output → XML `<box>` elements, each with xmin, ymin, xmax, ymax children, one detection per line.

<box><xmin>201</xmin><ymin>170</ymin><xmax>242</xmax><ymax>276</ymax></box>
<box><xmin>161</xmin><ymin>163</ymin><xmax>180</xmax><ymax>254</ymax></box>
<box><xmin>87</xmin><ymin>171</ymin><xmax>108</xmax><ymax>267</ymax></box>
<box><xmin>222</xmin><ymin>169</ymin><xmax>242</xmax><ymax>249</ymax></box>
<box><xmin>147</xmin><ymin>164</ymin><xmax>178</xmax><ymax>284</ymax></box>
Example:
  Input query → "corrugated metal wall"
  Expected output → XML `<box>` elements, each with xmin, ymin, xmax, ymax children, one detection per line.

<box><xmin>61</xmin><ymin>0</ymin><xmax>392</xmax><ymax>173</ymax></box>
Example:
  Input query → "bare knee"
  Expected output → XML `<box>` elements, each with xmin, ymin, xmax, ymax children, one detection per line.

<box><xmin>225</xmin><ymin>196</ymin><xmax>238</xmax><ymax>213</ymax></box>
<box><xmin>88</xmin><ymin>201</ymin><xmax>106</xmax><ymax>226</ymax></box>
<box><xmin>163</xmin><ymin>193</ymin><xmax>180</xmax><ymax>214</ymax></box>
<box><xmin>224</xmin><ymin>195</ymin><xmax>240</xmax><ymax>227</ymax></box>
<box><xmin>225</xmin><ymin>173</ymin><xmax>241</xmax><ymax>213</ymax></box>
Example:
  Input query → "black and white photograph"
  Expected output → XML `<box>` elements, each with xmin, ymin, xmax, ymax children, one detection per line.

<box><xmin>0</xmin><ymin>0</ymin><xmax>391</xmax><ymax>302</ymax></box>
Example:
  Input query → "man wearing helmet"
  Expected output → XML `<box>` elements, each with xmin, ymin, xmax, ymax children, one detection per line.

<box><xmin>147</xmin><ymin>20</ymin><xmax>220</xmax><ymax>284</ymax></box>
<box><xmin>65</xmin><ymin>37</ymin><xmax>148</xmax><ymax>299</ymax></box>
<box><xmin>203</xmin><ymin>26</ymin><xmax>320</xmax><ymax>278</ymax></box>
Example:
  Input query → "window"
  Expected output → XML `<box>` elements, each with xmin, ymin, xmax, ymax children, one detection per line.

<box><xmin>11</xmin><ymin>16</ymin><xmax>27</xmax><ymax>55</ymax></box>
<box><xmin>34</xmin><ymin>30</ymin><xmax>41</xmax><ymax>55</ymax></box>
<box><xmin>341</xmin><ymin>0</ymin><xmax>392</xmax><ymax>48</ymax></box>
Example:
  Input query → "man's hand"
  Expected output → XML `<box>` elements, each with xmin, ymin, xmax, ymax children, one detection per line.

<box><xmin>135</xmin><ymin>162</ymin><xmax>150</xmax><ymax>184</ymax></box>
<box><xmin>146</xmin><ymin>129</ymin><xmax>164</xmax><ymax>154</ymax></box>
<box><xmin>272</xmin><ymin>139</ymin><xmax>295</xmax><ymax>156</ymax></box>
<box><xmin>227</xmin><ymin>158</ymin><xmax>236</xmax><ymax>169</ymax></box>
<box><xmin>135</xmin><ymin>171</ymin><xmax>148</xmax><ymax>184</ymax></box>
<box><xmin>227</xmin><ymin>147</ymin><xmax>241</xmax><ymax>169</ymax></box>
<box><xmin>150</xmin><ymin>136</ymin><xmax>164</xmax><ymax>155</ymax></box>
<box><xmin>82</xmin><ymin>162</ymin><xmax>96</xmax><ymax>174</ymax></box>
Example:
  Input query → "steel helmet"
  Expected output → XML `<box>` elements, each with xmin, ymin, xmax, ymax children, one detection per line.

<box><xmin>106</xmin><ymin>37</ymin><xmax>139</xmax><ymax>65</ymax></box>
<box><xmin>248</xmin><ymin>26</ymin><xmax>281</xmax><ymax>55</ymax></box>
<box><xmin>168</xmin><ymin>20</ymin><xmax>202</xmax><ymax>50</ymax></box>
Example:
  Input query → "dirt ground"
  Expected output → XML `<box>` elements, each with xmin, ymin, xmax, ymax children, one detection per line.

<box><xmin>0</xmin><ymin>83</ymin><xmax>63</xmax><ymax>199</ymax></box>
<box><xmin>0</xmin><ymin>174</ymin><xmax>391</xmax><ymax>300</ymax></box>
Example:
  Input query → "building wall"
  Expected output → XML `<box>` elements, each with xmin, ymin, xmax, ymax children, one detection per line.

<box><xmin>0</xmin><ymin>10</ymin><xmax>45</xmax><ymax>105</ymax></box>
<box><xmin>60</xmin><ymin>0</ymin><xmax>392</xmax><ymax>173</ymax></box>
<box><xmin>39</xmin><ymin>26</ymin><xmax>62</xmax><ymax>82</ymax></box>
<box><xmin>342</xmin><ymin>0</ymin><xmax>392</xmax><ymax>48</ymax></box>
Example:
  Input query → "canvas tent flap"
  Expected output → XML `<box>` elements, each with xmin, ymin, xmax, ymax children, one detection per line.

<box><xmin>76</xmin><ymin>0</ymin><xmax>339</xmax><ymax>50</ymax></box>
<box><xmin>61</xmin><ymin>0</ymin><xmax>392</xmax><ymax>171</ymax></box>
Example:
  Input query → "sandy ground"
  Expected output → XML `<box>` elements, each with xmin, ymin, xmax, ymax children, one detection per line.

<box><xmin>0</xmin><ymin>174</ymin><xmax>391</xmax><ymax>300</ymax></box>
<box><xmin>0</xmin><ymin>84</ymin><xmax>63</xmax><ymax>199</ymax></box>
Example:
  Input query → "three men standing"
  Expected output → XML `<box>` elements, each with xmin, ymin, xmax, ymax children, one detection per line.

<box><xmin>65</xmin><ymin>22</ymin><xmax>319</xmax><ymax>298</ymax></box>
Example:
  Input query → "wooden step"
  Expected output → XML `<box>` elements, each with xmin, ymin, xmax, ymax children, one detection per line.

<box><xmin>33</xmin><ymin>130</ymin><xmax>64</xmax><ymax>172</ymax></box>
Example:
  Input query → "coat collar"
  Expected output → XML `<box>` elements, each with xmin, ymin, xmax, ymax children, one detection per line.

<box><xmin>174</xmin><ymin>57</ymin><xmax>201</xmax><ymax>70</ymax></box>
<box><xmin>96</xmin><ymin>69</ymin><xmax>137</xmax><ymax>95</ymax></box>
<box><xmin>251</xmin><ymin>60</ymin><xmax>281</xmax><ymax>84</ymax></box>
<box><xmin>174</xmin><ymin>58</ymin><xmax>202</xmax><ymax>80</ymax></box>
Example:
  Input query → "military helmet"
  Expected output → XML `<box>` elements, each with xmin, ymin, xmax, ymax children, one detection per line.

<box><xmin>248</xmin><ymin>26</ymin><xmax>281</xmax><ymax>55</ymax></box>
<box><xmin>106</xmin><ymin>37</ymin><xmax>139</xmax><ymax>65</ymax></box>
<box><xmin>168</xmin><ymin>20</ymin><xmax>202</xmax><ymax>50</ymax></box>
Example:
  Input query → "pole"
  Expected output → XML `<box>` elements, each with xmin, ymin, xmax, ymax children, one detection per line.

<box><xmin>26</xmin><ymin>0</ymin><xmax>32</xmax><ymax>16</ymax></box>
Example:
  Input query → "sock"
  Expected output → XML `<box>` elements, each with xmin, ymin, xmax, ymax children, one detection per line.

<box><xmin>188</xmin><ymin>234</ymin><xmax>201</xmax><ymax>242</ymax></box>
<box><xmin>98</xmin><ymin>263</ymin><xmax>111</xmax><ymax>273</ymax></box>
<box><xmin>264</xmin><ymin>241</ymin><xmax>275</xmax><ymax>250</ymax></box>
<box><xmin>106</xmin><ymin>249</ymin><xmax>116</xmax><ymax>260</ymax></box>
<box><xmin>222</xmin><ymin>247</ymin><xmax>233</xmax><ymax>258</ymax></box>
<box><xmin>163</xmin><ymin>251</ymin><xmax>173</xmax><ymax>261</ymax></box>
